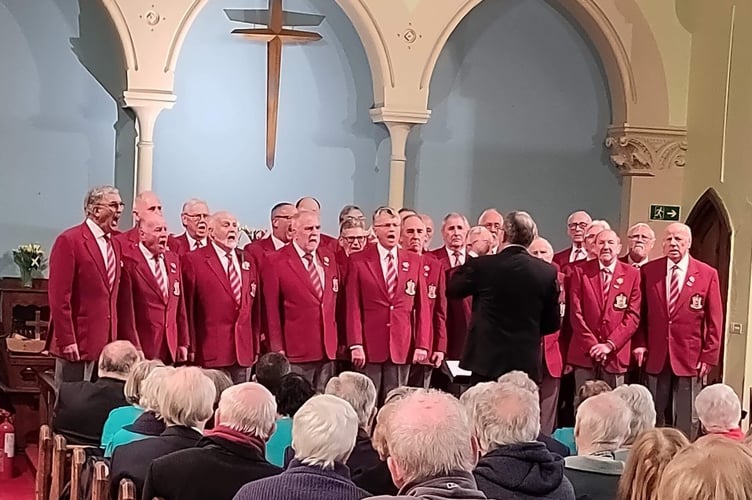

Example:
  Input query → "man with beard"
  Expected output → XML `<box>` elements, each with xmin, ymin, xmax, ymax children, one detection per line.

<box><xmin>263</xmin><ymin>211</ymin><xmax>339</xmax><ymax>392</ymax></box>
<box><xmin>48</xmin><ymin>185</ymin><xmax>125</xmax><ymax>383</ymax></box>
<box><xmin>478</xmin><ymin>208</ymin><xmax>503</xmax><ymax>255</ymax></box>
<box><xmin>296</xmin><ymin>196</ymin><xmax>338</xmax><ymax>252</ymax></box>
<box><xmin>169</xmin><ymin>198</ymin><xmax>210</xmax><ymax>255</ymax></box>
<box><xmin>568</xmin><ymin>229</ymin><xmax>641</xmax><ymax>389</ymax></box>
<box><xmin>183</xmin><ymin>211</ymin><xmax>258</xmax><ymax>383</ymax></box>
<box><xmin>118</xmin><ymin>213</ymin><xmax>189</xmax><ymax>364</ymax></box>
<box><xmin>620</xmin><ymin>222</ymin><xmax>655</xmax><ymax>268</ymax></box>
<box><xmin>115</xmin><ymin>191</ymin><xmax>162</xmax><ymax>244</ymax></box>
<box><xmin>553</xmin><ymin>210</ymin><xmax>592</xmax><ymax>270</ymax></box>
<box><xmin>400</xmin><ymin>215</ymin><xmax>447</xmax><ymax>388</ymax></box>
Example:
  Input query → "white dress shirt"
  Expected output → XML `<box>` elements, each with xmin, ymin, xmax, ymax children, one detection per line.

<box><xmin>377</xmin><ymin>243</ymin><xmax>398</xmax><ymax>281</ymax></box>
<box><xmin>599</xmin><ymin>260</ymin><xmax>617</xmax><ymax>290</ymax></box>
<box><xmin>292</xmin><ymin>241</ymin><xmax>324</xmax><ymax>285</ymax></box>
<box><xmin>139</xmin><ymin>242</ymin><xmax>167</xmax><ymax>281</ymax></box>
<box><xmin>186</xmin><ymin>233</ymin><xmax>207</xmax><ymax>251</ymax></box>
<box><xmin>445</xmin><ymin>247</ymin><xmax>466</xmax><ymax>267</ymax></box>
<box><xmin>212</xmin><ymin>242</ymin><xmax>241</xmax><ymax>277</ymax></box>
<box><xmin>271</xmin><ymin>235</ymin><xmax>286</xmax><ymax>250</ymax></box>
<box><xmin>85</xmin><ymin>218</ymin><xmax>109</xmax><ymax>266</ymax></box>
<box><xmin>569</xmin><ymin>245</ymin><xmax>587</xmax><ymax>263</ymax></box>
<box><xmin>666</xmin><ymin>252</ymin><xmax>690</xmax><ymax>299</ymax></box>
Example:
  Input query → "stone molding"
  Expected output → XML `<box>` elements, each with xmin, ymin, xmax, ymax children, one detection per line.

<box><xmin>605</xmin><ymin>126</ymin><xmax>687</xmax><ymax>176</ymax></box>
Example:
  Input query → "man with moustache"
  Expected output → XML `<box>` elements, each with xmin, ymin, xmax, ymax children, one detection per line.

<box><xmin>338</xmin><ymin>204</ymin><xmax>366</xmax><ymax>226</ymax></box>
<box><xmin>419</xmin><ymin>214</ymin><xmax>435</xmax><ymax>251</ymax></box>
<box><xmin>400</xmin><ymin>215</ymin><xmax>447</xmax><ymax>388</ymax></box>
<box><xmin>528</xmin><ymin>237</ymin><xmax>567</xmax><ymax>433</ymax></box>
<box><xmin>183</xmin><ymin>211</ymin><xmax>258</xmax><ymax>383</ymax></box>
<box><xmin>620</xmin><ymin>222</ymin><xmax>655</xmax><ymax>268</ymax></box>
<box><xmin>48</xmin><ymin>186</ymin><xmax>125</xmax><ymax>383</ymax></box>
<box><xmin>346</xmin><ymin>207</ymin><xmax>430</xmax><ymax>402</ymax></box>
<box><xmin>118</xmin><ymin>213</ymin><xmax>189</xmax><ymax>364</ymax></box>
<box><xmin>335</xmin><ymin>218</ymin><xmax>368</xmax><ymax>366</ymax></box>
<box><xmin>478</xmin><ymin>208</ymin><xmax>503</xmax><ymax>255</ymax></box>
<box><xmin>296</xmin><ymin>196</ymin><xmax>338</xmax><ymax>252</ymax></box>
<box><xmin>115</xmin><ymin>191</ymin><xmax>162</xmax><ymax>244</ymax></box>
<box><xmin>263</xmin><ymin>211</ymin><xmax>339</xmax><ymax>392</ymax></box>
<box><xmin>568</xmin><ymin>230</ymin><xmax>641</xmax><ymax>389</ymax></box>
<box><xmin>168</xmin><ymin>198</ymin><xmax>210</xmax><ymax>255</ymax></box>
<box><xmin>466</xmin><ymin>226</ymin><xmax>494</xmax><ymax>257</ymax></box>
<box><xmin>553</xmin><ymin>211</ymin><xmax>592</xmax><ymax>270</ymax></box>
<box><xmin>635</xmin><ymin>222</ymin><xmax>723</xmax><ymax>438</ymax></box>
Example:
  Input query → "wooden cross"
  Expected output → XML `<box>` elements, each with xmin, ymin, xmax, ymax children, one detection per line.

<box><xmin>25</xmin><ymin>310</ymin><xmax>48</xmax><ymax>340</ymax></box>
<box><xmin>225</xmin><ymin>0</ymin><xmax>324</xmax><ymax>170</ymax></box>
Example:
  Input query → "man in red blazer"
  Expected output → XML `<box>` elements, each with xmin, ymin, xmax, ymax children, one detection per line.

<box><xmin>335</xmin><ymin>218</ymin><xmax>369</xmax><ymax>364</ymax></box>
<box><xmin>568</xmin><ymin>230</ymin><xmax>641</xmax><ymax>390</ymax></box>
<box><xmin>48</xmin><ymin>186</ymin><xmax>125</xmax><ymax>383</ymax></box>
<box><xmin>346</xmin><ymin>206</ymin><xmax>430</xmax><ymax>403</ymax></box>
<box><xmin>552</xmin><ymin>210</ymin><xmax>592</xmax><ymax>270</ymax></box>
<box><xmin>262</xmin><ymin>211</ymin><xmax>339</xmax><ymax>392</ymax></box>
<box><xmin>619</xmin><ymin>222</ymin><xmax>655</xmax><ymax>268</ymax></box>
<box><xmin>115</xmin><ymin>191</ymin><xmax>162</xmax><ymax>245</ymax></box>
<box><xmin>429</xmin><ymin>213</ymin><xmax>471</xmax><ymax>361</ymax></box>
<box><xmin>182</xmin><ymin>211</ymin><xmax>258</xmax><ymax>383</ymax></box>
<box><xmin>118</xmin><ymin>214</ymin><xmax>189</xmax><ymax>364</ymax></box>
<box><xmin>167</xmin><ymin>198</ymin><xmax>209</xmax><ymax>255</ymax></box>
<box><xmin>400</xmin><ymin>215</ymin><xmax>447</xmax><ymax>388</ymax></box>
<box><xmin>528</xmin><ymin>237</ymin><xmax>567</xmax><ymax>433</ymax></box>
<box><xmin>296</xmin><ymin>196</ymin><xmax>338</xmax><ymax>253</ymax></box>
<box><xmin>634</xmin><ymin>222</ymin><xmax>723</xmax><ymax>439</ymax></box>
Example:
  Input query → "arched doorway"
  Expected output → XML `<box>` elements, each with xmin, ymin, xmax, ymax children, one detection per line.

<box><xmin>685</xmin><ymin>188</ymin><xmax>732</xmax><ymax>384</ymax></box>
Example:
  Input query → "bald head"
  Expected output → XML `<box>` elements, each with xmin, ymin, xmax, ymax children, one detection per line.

<box><xmin>595</xmin><ymin>229</ymin><xmax>621</xmax><ymax>266</ymax></box>
<box><xmin>528</xmin><ymin>237</ymin><xmax>554</xmax><ymax>263</ymax></box>
<box><xmin>209</xmin><ymin>211</ymin><xmax>239</xmax><ymax>249</ymax></box>
<box><xmin>133</xmin><ymin>191</ymin><xmax>162</xmax><ymax>223</ymax></box>
<box><xmin>663</xmin><ymin>222</ymin><xmax>692</xmax><ymax>263</ymax></box>
<box><xmin>99</xmin><ymin>341</ymin><xmax>140</xmax><ymax>380</ymax></box>
<box><xmin>296</xmin><ymin>197</ymin><xmax>321</xmax><ymax>214</ymax></box>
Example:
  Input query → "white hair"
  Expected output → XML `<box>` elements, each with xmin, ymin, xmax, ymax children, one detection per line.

<box><xmin>98</xmin><ymin>341</ymin><xmax>140</xmax><ymax>380</ymax></box>
<box><xmin>325</xmin><ymin>372</ymin><xmax>377</xmax><ymax>429</ymax></box>
<box><xmin>138</xmin><ymin>365</ymin><xmax>175</xmax><ymax>412</ymax></box>
<box><xmin>292</xmin><ymin>395</ymin><xmax>359</xmax><ymax>469</ymax></box>
<box><xmin>587</xmin><ymin>220</ymin><xmax>611</xmax><ymax>233</ymax></box>
<box><xmin>181</xmin><ymin>198</ymin><xmax>208</xmax><ymax>214</ymax></box>
<box><xmin>460</xmin><ymin>382</ymin><xmax>497</xmax><ymax>438</ymax></box>
<box><xmin>124</xmin><ymin>360</ymin><xmax>164</xmax><ymax>405</ymax></box>
<box><xmin>84</xmin><ymin>185</ymin><xmax>119</xmax><ymax>213</ymax></box>
<box><xmin>695</xmin><ymin>384</ymin><xmax>742</xmax><ymax>433</ymax></box>
<box><xmin>388</xmin><ymin>390</ymin><xmax>477</xmax><ymax>484</ymax></box>
<box><xmin>158</xmin><ymin>367</ymin><xmax>216</xmax><ymax>428</ymax></box>
<box><xmin>497</xmin><ymin>370</ymin><xmax>539</xmax><ymax>395</ymax></box>
<box><xmin>575</xmin><ymin>393</ymin><xmax>631</xmax><ymax>454</ymax></box>
<box><xmin>612</xmin><ymin>384</ymin><xmax>656</xmax><ymax>445</ymax></box>
<box><xmin>628</xmin><ymin>222</ymin><xmax>655</xmax><ymax>239</ymax></box>
<box><xmin>476</xmin><ymin>383</ymin><xmax>541</xmax><ymax>452</ymax></box>
<box><xmin>217</xmin><ymin>383</ymin><xmax>277</xmax><ymax>440</ymax></box>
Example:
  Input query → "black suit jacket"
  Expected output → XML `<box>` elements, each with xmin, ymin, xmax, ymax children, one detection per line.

<box><xmin>143</xmin><ymin>435</ymin><xmax>282</xmax><ymax>500</ymax></box>
<box><xmin>52</xmin><ymin>377</ymin><xmax>127</xmax><ymax>446</ymax></box>
<box><xmin>109</xmin><ymin>425</ymin><xmax>201</xmax><ymax>500</ymax></box>
<box><xmin>447</xmin><ymin>245</ymin><xmax>560</xmax><ymax>381</ymax></box>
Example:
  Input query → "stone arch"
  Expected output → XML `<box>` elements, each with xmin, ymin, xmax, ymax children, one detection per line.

<box><xmin>99</xmin><ymin>0</ymin><xmax>137</xmax><ymax>71</ymax></box>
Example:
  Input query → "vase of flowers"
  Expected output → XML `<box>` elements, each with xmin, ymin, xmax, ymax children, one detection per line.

<box><xmin>13</xmin><ymin>243</ymin><xmax>48</xmax><ymax>288</ymax></box>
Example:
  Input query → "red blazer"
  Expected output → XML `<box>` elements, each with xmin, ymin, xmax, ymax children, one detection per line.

<box><xmin>420</xmin><ymin>253</ymin><xmax>448</xmax><ymax>355</ymax></box>
<box><xmin>182</xmin><ymin>245</ymin><xmax>258</xmax><ymax>368</ymax></box>
<box><xmin>117</xmin><ymin>245</ymin><xmax>189</xmax><ymax>362</ymax></box>
<box><xmin>320</xmin><ymin>233</ymin><xmax>339</xmax><ymax>254</ymax></box>
<box><xmin>114</xmin><ymin>227</ymin><xmax>139</xmax><ymax>245</ymax></box>
<box><xmin>636</xmin><ymin>256</ymin><xmax>723</xmax><ymax>377</ymax></box>
<box><xmin>262</xmin><ymin>244</ymin><xmax>339</xmax><ymax>363</ymax></box>
<box><xmin>243</xmin><ymin>237</ymin><xmax>280</xmax><ymax>352</ymax></box>
<box><xmin>429</xmin><ymin>247</ymin><xmax>472</xmax><ymax>359</ymax></box>
<box><xmin>335</xmin><ymin>248</ymin><xmax>352</xmax><ymax>358</ymax></box>
<box><xmin>568</xmin><ymin>260</ymin><xmax>641</xmax><ymax>373</ymax></box>
<box><xmin>542</xmin><ymin>272</ymin><xmax>567</xmax><ymax>378</ymax></box>
<box><xmin>553</xmin><ymin>248</ymin><xmax>572</xmax><ymax>271</ymax></box>
<box><xmin>167</xmin><ymin>234</ymin><xmax>192</xmax><ymax>256</ymax></box>
<box><xmin>47</xmin><ymin>222</ymin><xmax>122</xmax><ymax>361</ymax></box>
<box><xmin>346</xmin><ymin>245</ymin><xmax>430</xmax><ymax>364</ymax></box>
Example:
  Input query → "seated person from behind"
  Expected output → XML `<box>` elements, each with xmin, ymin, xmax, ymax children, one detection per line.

<box><xmin>552</xmin><ymin>379</ymin><xmax>612</xmax><ymax>455</ymax></box>
<box><xmin>695</xmin><ymin>383</ymin><xmax>745</xmax><ymax>441</ymax></box>
<box><xmin>269</xmin><ymin>373</ymin><xmax>315</xmax><ymax>467</ymax></box>
<box><xmin>611</xmin><ymin>384</ymin><xmax>656</xmax><ymax>461</ymax></box>
<box><xmin>252</xmin><ymin>352</ymin><xmax>291</xmax><ymax>465</ymax></box>
<box><xmin>52</xmin><ymin>340</ymin><xmax>139</xmax><ymax>446</ymax></box>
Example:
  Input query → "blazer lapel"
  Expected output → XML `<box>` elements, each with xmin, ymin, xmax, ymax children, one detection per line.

<box><xmin>319</xmin><ymin>250</ymin><xmax>335</xmax><ymax>301</ymax></box>
<box><xmin>365</xmin><ymin>246</ymin><xmax>389</xmax><ymax>299</ymax></box>
<box><xmin>672</xmin><ymin>257</ymin><xmax>698</xmax><ymax>318</ymax></box>
<box><xmin>134</xmin><ymin>251</ymin><xmax>165</xmax><ymax>301</ymax></box>
<box><xmin>204</xmin><ymin>247</ymin><xmax>234</xmax><ymax>298</ymax></box>
<box><xmin>654</xmin><ymin>257</ymin><xmax>669</xmax><ymax>317</ymax></box>
<box><xmin>603</xmin><ymin>262</ymin><xmax>626</xmax><ymax>318</ymax></box>
<box><xmin>81</xmin><ymin>223</ymin><xmax>109</xmax><ymax>287</ymax></box>
<box><xmin>285</xmin><ymin>246</ymin><xmax>319</xmax><ymax>299</ymax></box>
<box><xmin>584</xmin><ymin>263</ymin><xmax>604</xmax><ymax>311</ymax></box>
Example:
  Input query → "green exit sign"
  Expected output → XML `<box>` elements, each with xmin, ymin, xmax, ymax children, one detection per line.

<box><xmin>649</xmin><ymin>204</ymin><xmax>680</xmax><ymax>221</ymax></box>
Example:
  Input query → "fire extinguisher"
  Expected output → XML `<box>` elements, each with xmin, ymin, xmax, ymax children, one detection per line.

<box><xmin>0</xmin><ymin>409</ymin><xmax>15</xmax><ymax>481</ymax></box>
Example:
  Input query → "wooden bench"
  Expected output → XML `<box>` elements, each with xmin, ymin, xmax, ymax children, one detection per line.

<box><xmin>34</xmin><ymin>425</ymin><xmax>52</xmax><ymax>500</ymax></box>
<box><xmin>49</xmin><ymin>434</ymin><xmax>67</xmax><ymax>500</ymax></box>
<box><xmin>118</xmin><ymin>478</ymin><xmax>136</xmax><ymax>500</ymax></box>
<box><xmin>91</xmin><ymin>461</ymin><xmax>109</xmax><ymax>500</ymax></box>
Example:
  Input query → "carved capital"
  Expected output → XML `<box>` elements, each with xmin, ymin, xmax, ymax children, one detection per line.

<box><xmin>605</xmin><ymin>126</ymin><xmax>687</xmax><ymax>176</ymax></box>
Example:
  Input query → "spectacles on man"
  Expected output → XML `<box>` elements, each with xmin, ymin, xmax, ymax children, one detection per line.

<box><xmin>97</xmin><ymin>202</ymin><xmax>125</xmax><ymax>210</ymax></box>
<box><xmin>183</xmin><ymin>213</ymin><xmax>209</xmax><ymax>220</ymax></box>
<box><xmin>342</xmin><ymin>236</ymin><xmax>367</xmax><ymax>244</ymax></box>
<box><xmin>568</xmin><ymin>222</ymin><xmax>589</xmax><ymax>230</ymax></box>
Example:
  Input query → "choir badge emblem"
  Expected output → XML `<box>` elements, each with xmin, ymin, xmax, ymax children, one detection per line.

<box><xmin>323</xmin><ymin>256</ymin><xmax>330</xmax><ymax>267</ymax></box>
<box><xmin>173</xmin><ymin>281</ymin><xmax>180</xmax><ymax>296</ymax></box>
<box><xmin>169</xmin><ymin>262</ymin><xmax>177</xmax><ymax>274</ymax></box>
<box><xmin>613</xmin><ymin>293</ymin><xmax>628</xmax><ymax>310</ymax></box>
<box><xmin>250</xmin><ymin>282</ymin><xmax>257</xmax><ymax>297</ymax></box>
<box><xmin>242</xmin><ymin>261</ymin><xmax>250</xmax><ymax>271</ymax></box>
<box><xmin>690</xmin><ymin>293</ymin><xmax>703</xmax><ymax>310</ymax></box>
<box><xmin>332</xmin><ymin>277</ymin><xmax>339</xmax><ymax>293</ymax></box>
<box><xmin>402</xmin><ymin>261</ymin><xmax>409</xmax><ymax>272</ymax></box>
<box><xmin>428</xmin><ymin>284</ymin><xmax>437</xmax><ymax>299</ymax></box>
<box><xmin>405</xmin><ymin>279</ymin><xmax>416</xmax><ymax>296</ymax></box>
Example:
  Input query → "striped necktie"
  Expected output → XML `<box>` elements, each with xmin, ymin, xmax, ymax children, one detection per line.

<box><xmin>303</xmin><ymin>253</ymin><xmax>323</xmax><ymax>300</ymax></box>
<box><xmin>668</xmin><ymin>265</ymin><xmax>680</xmax><ymax>316</ymax></box>
<box><xmin>226</xmin><ymin>251</ymin><xmax>242</xmax><ymax>304</ymax></box>
<box><xmin>602</xmin><ymin>268</ymin><xmax>612</xmax><ymax>300</ymax></box>
<box><xmin>385</xmin><ymin>252</ymin><xmax>397</xmax><ymax>300</ymax></box>
<box><xmin>105</xmin><ymin>234</ymin><xmax>116</xmax><ymax>291</ymax></box>
<box><xmin>153</xmin><ymin>254</ymin><xmax>168</xmax><ymax>298</ymax></box>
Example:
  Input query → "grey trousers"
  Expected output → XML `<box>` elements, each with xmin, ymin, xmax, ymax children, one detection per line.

<box><xmin>361</xmin><ymin>362</ymin><xmax>410</xmax><ymax>405</ymax></box>
<box><xmin>539</xmin><ymin>373</ymin><xmax>560</xmax><ymax>435</ymax></box>
<box><xmin>646</xmin><ymin>366</ymin><xmax>702</xmax><ymax>440</ymax></box>
<box><xmin>54</xmin><ymin>358</ymin><xmax>96</xmax><ymax>388</ymax></box>
<box><xmin>222</xmin><ymin>365</ymin><xmax>250</xmax><ymax>385</ymax></box>
<box><xmin>407</xmin><ymin>364</ymin><xmax>432</xmax><ymax>389</ymax></box>
<box><xmin>574</xmin><ymin>367</ymin><xmax>625</xmax><ymax>392</ymax></box>
<box><xmin>290</xmin><ymin>361</ymin><xmax>337</xmax><ymax>394</ymax></box>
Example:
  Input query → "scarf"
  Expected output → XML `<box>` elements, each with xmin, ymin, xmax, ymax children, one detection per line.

<box><xmin>205</xmin><ymin>424</ymin><xmax>266</xmax><ymax>454</ymax></box>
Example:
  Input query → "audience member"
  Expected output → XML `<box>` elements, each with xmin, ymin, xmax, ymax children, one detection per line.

<box><xmin>552</xmin><ymin>379</ymin><xmax>611</xmax><ymax>454</ymax></box>
<box><xmin>203</xmin><ymin>368</ymin><xmax>233</xmax><ymax>429</ymax></box>
<box><xmin>109</xmin><ymin>367</ymin><xmax>215</xmax><ymax>499</ymax></box>
<box><xmin>234</xmin><ymin>395</ymin><xmax>369</xmax><ymax>500</ymax></box>
<box><xmin>564</xmin><ymin>393</ymin><xmax>630</xmax><ymax>500</ymax></box>
<box><xmin>612</xmin><ymin>384</ymin><xmax>656</xmax><ymax>460</ymax></box>
<box><xmin>272</xmin><ymin>373</ymin><xmax>315</xmax><ymax>466</ymax></box>
<box><xmin>473</xmin><ymin>383</ymin><xmax>575</xmax><ymax>499</ymax></box>
<box><xmin>254</xmin><ymin>352</ymin><xmax>292</xmax><ymax>395</ymax></box>
<box><xmin>616</xmin><ymin>428</ymin><xmax>689</xmax><ymax>500</ymax></box>
<box><xmin>144</xmin><ymin>383</ymin><xmax>282</xmax><ymax>500</ymax></box>
<box><xmin>695</xmin><ymin>383</ymin><xmax>744</xmax><ymax>441</ymax></box>
<box><xmin>459</xmin><ymin>381</ymin><xmax>497</xmax><ymax>438</ymax></box>
<box><xmin>52</xmin><ymin>340</ymin><xmax>139</xmax><ymax>446</ymax></box>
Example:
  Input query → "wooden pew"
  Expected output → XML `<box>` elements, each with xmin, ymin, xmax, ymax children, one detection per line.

<box><xmin>91</xmin><ymin>461</ymin><xmax>109</xmax><ymax>500</ymax></box>
<box><xmin>118</xmin><ymin>478</ymin><xmax>136</xmax><ymax>500</ymax></box>
<box><xmin>34</xmin><ymin>425</ymin><xmax>53</xmax><ymax>500</ymax></box>
<box><xmin>49</xmin><ymin>434</ymin><xmax>67</xmax><ymax>500</ymax></box>
<box><xmin>69</xmin><ymin>447</ymin><xmax>86</xmax><ymax>500</ymax></box>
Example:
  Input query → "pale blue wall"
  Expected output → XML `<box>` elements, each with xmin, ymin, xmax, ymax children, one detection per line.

<box><xmin>154</xmin><ymin>0</ymin><xmax>389</xmax><ymax>236</ymax></box>
<box><xmin>408</xmin><ymin>0</ymin><xmax>619</xmax><ymax>250</ymax></box>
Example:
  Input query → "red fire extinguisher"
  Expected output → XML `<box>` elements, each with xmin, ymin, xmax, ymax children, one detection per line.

<box><xmin>0</xmin><ymin>409</ymin><xmax>15</xmax><ymax>481</ymax></box>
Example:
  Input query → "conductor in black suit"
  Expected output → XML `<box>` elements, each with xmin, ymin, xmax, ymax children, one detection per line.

<box><xmin>447</xmin><ymin>211</ymin><xmax>560</xmax><ymax>384</ymax></box>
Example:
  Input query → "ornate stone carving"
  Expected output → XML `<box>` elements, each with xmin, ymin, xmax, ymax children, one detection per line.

<box><xmin>143</xmin><ymin>10</ymin><xmax>162</xmax><ymax>27</ymax></box>
<box><xmin>403</xmin><ymin>28</ymin><xmax>417</xmax><ymax>44</ymax></box>
<box><xmin>605</xmin><ymin>126</ymin><xmax>687</xmax><ymax>176</ymax></box>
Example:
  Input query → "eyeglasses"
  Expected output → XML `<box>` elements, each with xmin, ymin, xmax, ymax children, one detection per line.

<box><xmin>568</xmin><ymin>222</ymin><xmax>589</xmax><ymax>229</ymax></box>
<box><xmin>184</xmin><ymin>213</ymin><xmax>209</xmax><ymax>220</ymax></box>
<box><xmin>273</xmin><ymin>215</ymin><xmax>294</xmax><ymax>221</ymax></box>
<box><xmin>342</xmin><ymin>236</ymin><xmax>367</xmax><ymax>243</ymax></box>
<box><xmin>96</xmin><ymin>202</ymin><xmax>125</xmax><ymax>210</ymax></box>
<box><xmin>628</xmin><ymin>234</ymin><xmax>654</xmax><ymax>241</ymax></box>
<box><xmin>374</xmin><ymin>223</ymin><xmax>400</xmax><ymax>228</ymax></box>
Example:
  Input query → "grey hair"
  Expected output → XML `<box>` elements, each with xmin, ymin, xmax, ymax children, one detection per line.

<box><xmin>124</xmin><ymin>359</ymin><xmax>164</xmax><ymax>405</ymax></box>
<box><xmin>84</xmin><ymin>185</ymin><xmax>119</xmax><ymax>214</ymax></box>
<box><xmin>628</xmin><ymin>222</ymin><xmax>655</xmax><ymax>240</ymax></box>
<box><xmin>612</xmin><ymin>384</ymin><xmax>657</xmax><ymax>445</ymax></box>
<box><xmin>467</xmin><ymin>226</ymin><xmax>492</xmax><ymax>239</ymax></box>
<box><xmin>372</xmin><ymin>206</ymin><xmax>399</xmax><ymax>223</ymax></box>
<box><xmin>497</xmin><ymin>370</ymin><xmax>539</xmax><ymax>395</ymax></box>
<box><xmin>338</xmin><ymin>204</ymin><xmax>363</xmax><ymax>223</ymax></box>
<box><xmin>339</xmin><ymin>218</ymin><xmax>366</xmax><ymax>234</ymax></box>
<box><xmin>460</xmin><ymin>382</ymin><xmax>497</xmax><ymax>438</ymax></box>
<box><xmin>292</xmin><ymin>395</ymin><xmax>359</xmax><ymax>469</ymax></box>
<box><xmin>476</xmin><ymin>383</ymin><xmax>541</xmax><ymax>452</ymax></box>
<box><xmin>388</xmin><ymin>389</ymin><xmax>477</xmax><ymax>484</ymax></box>
<box><xmin>442</xmin><ymin>212</ymin><xmax>470</xmax><ymax>228</ymax></box>
<box><xmin>575</xmin><ymin>393</ymin><xmax>631</xmax><ymax>453</ymax></box>
<box><xmin>503</xmin><ymin>211</ymin><xmax>538</xmax><ymax>247</ymax></box>
<box><xmin>181</xmin><ymin>198</ymin><xmax>208</xmax><ymax>214</ymax></box>
<box><xmin>139</xmin><ymin>366</ymin><xmax>176</xmax><ymax>413</ymax></box>
<box><xmin>586</xmin><ymin>220</ymin><xmax>611</xmax><ymax>234</ymax></box>
<box><xmin>695</xmin><ymin>384</ymin><xmax>742</xmax><ymax>433</ymax></box>
<box><xmin>218</xmin><ymin>383</ymin><xmax>277</xmax><ymax>440</ymax></box>
<box><xmin>158</xmin><ymin>367</ymin><xmax>216</xmax><ymax>428</ymax></box>
<box><xmin>325</xmin><ymin>372</ymin><xmax>377</xmax><ymax>429</ymax></box>
<box><xmin>98</xmin><ymin>341</ymin><xmax>140</xmax><ymax>380</ymax></box>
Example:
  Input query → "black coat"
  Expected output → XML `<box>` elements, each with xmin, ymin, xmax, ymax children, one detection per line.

<box><xmin>52</xmin><ymin>377</ymin><xmax>127</xmax><ymax>446</ymax></box>
<box><xmin>143</xmin><ymin>435</ymin><xmax>282</xmax><ymax>500</ymax></box>
<box><xmin>447</xmin><ymin>245</ymin><xmax>560</xmax><ymax>381</ymax></box>
<box><xmin>109</xmin><ymin>425</ymin><xmax>201</xmax><ymax>500</ymax></box>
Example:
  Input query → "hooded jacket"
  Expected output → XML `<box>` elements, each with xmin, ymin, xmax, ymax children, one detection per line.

<box><xmin>368</xmin><ymin>471</ymin><xmax>487</xmax><ymax>500</ymax></box>
<box><xmin>473</xmin><ymin>442</ymin><xmax>575</xmax><ymax>500</ymax></box>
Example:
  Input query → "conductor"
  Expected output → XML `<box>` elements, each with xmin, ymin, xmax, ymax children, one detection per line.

<box><xmin>447</xmin><ymin>211</ymin><xmax>561</xmax><ymax>384</ymax></box>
